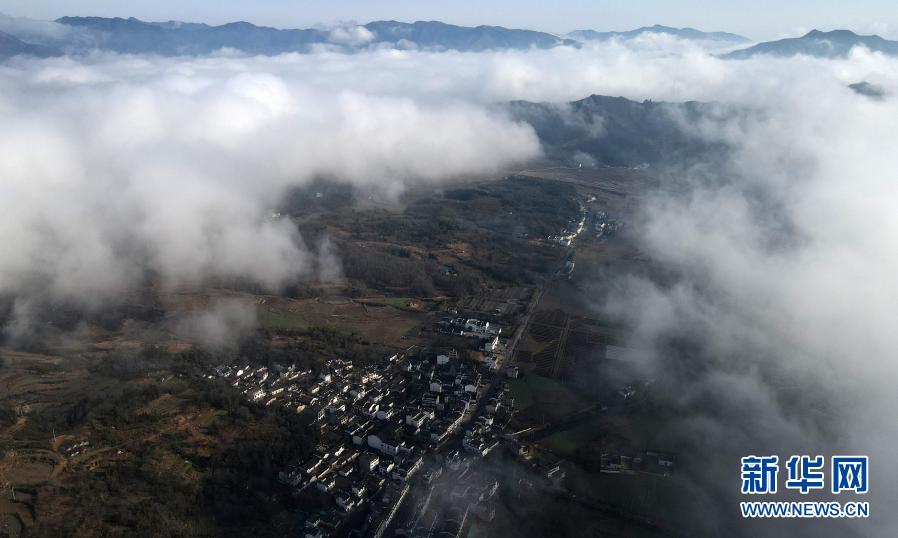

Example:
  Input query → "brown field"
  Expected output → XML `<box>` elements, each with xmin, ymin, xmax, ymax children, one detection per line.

<box><xmin>258</xmin><ymin>295</ymin><xmax>430</xmax><ymax>345</ymax></box>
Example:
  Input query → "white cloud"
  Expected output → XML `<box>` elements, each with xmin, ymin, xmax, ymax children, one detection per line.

<box><xmin>326</xmin><ymin>23</ymin><xmax>375</xmax><ymax>46</ymax></box>
<box><xmin>0</xmin><ymin>12</ymin><xmax>74</xmax><ymax>42</ymax></box>
<box><xmin>590</xmin><ymin>47</ymin><xmax>898</xmax><ymax>536</ymax></box>
<box><xmin>175</xmin><ymin>296</ymin><xmax>258</xmax><ymax>350</ymax></box>
<box><xmin>0</xmin><ymin>52</ymin><xmax>540</xmax><ymax>317</ymax></box>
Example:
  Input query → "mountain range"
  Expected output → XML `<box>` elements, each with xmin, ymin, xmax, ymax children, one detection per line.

<box><xmin>362</xmin><ymin>20</ymin><xmax>576</xmax><ymax>51</ymax></box>
<box><xmin>56</xmin><ymin>16</ymin><xmax>330</xmax><ymax>55</ymax></box>
<box><xmin>5</xmin><ymin>15</ymin><xmax>898</xmax><ymax>61</ymax></box>
<box><xmin>2</xmin><ymin>17</ymin><xmax>579</xmax><ymax>56</ymax></box>
<box><xmin>0</xmin><ymin>15</ymin><xmax>748</xmax><ymax>58</ymax></box>
<box><xmin>567</xmin><ymin>24</ymin><xmax>749</xmax><ymax>44</ymax></box>
<box><xmin>723</xmin><ymin>29</ymin><xmax>898</xmax><ymax>58</ymax></box>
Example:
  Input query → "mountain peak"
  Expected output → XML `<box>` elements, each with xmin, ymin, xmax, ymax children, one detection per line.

<box><xmin>804</xmin><ymin>29</ymin><xmax>860</xmax><ymax>38</ymax></box>
<box><xmin>220</xmin><ymin>21</ymin><xmax>257</xmax><ymax>30</ymax></box>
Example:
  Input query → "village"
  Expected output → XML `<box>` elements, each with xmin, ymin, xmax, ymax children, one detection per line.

<box><xmin>204</xmin><ymin>315</ymin><xmax>518</xmax><ymax>538</ymax></box>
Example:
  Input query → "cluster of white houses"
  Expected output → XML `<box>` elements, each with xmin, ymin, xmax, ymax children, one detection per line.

<box><xmin>461</xmin><ymin>384</ymin><xmax>510</xmax><ymax>457</ymax></box>
<box><xmin>433</xmin><ymin>317</ymin><xmax>505</xmax><ymax>371</ymax></box>
<box><xmin>434</xmin><ymin>317</ymin><xmax>500</xmax><ymax>339</ymax></box>
<box><xmin>207</xmin><ymin>345</ymin><xmax>512</xmax><ymax>537</ymax></box>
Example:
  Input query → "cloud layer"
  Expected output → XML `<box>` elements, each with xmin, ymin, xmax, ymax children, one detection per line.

<box><xmin>0</xmin><ymin>51</ymin><xmax>541</xmax><ymax>315</ymax></box>
<box><xmin>587</xmin><ymin>45</ymin><xmax>898</xmax><ymax>537</ymax></box>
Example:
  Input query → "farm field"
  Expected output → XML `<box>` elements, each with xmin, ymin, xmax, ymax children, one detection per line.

<box><xmin>256</xmin><ymin>295</ymin><xmax>429</xmax><ymax>346</ymax></box>
<box><xmin>508</xmin><ymin>370</ymin><xmax>592</xmax><ymax>422</ymax></box>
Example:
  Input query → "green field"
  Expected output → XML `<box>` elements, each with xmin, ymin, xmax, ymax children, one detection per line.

<box><xmin>539</xmin><ymin>416</ymin><xmax>605</xmax><ymax>455</ymax></box>
<box><xmin>258</xmin><ymin>307</ymin><xmax>308</xmax><ymax>330</ymax></box>
<box><xmin>508</xmin><ymin>371</ymin><xmax>587</xmax><ymax>414</ymax></box>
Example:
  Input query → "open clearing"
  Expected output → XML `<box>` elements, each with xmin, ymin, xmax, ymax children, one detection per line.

<box><xmin>257</xmin><ymin>296</ymin><xmax>429</xmax><ymax>345</ymax></box>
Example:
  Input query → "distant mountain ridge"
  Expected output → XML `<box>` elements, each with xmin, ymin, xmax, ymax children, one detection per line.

<box><xmin>364</xmin><ymin>20</ymin><xmax>575</xmax><ymax>51</ymax></box>
<box><xmin>0</xmin><ymin>15</ymin><xmax>754</xmax><ymax>58</ymax></box>
<box><xmin>56</xmin><ymin>16</ymin><xmax>332</xmax><ymax>55</ymax></box>
<box><xmin>724</xmin><ymin>29</ymin><xmax>898</xmax><ymax>58</ymax></box>
<box><xmin>50</xmin><ymin>17</ymin><xmax>575</xmax><ymax>55</ymax></box>
<box><xmin>568</xmin><ymin>24</ymin><xmax>749</xmax><ymax>44</ymax></box>
<box><xmin>15</xmin><ymin>16</ymin><xmax>892</xmax><ymax>61</ymax></box>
